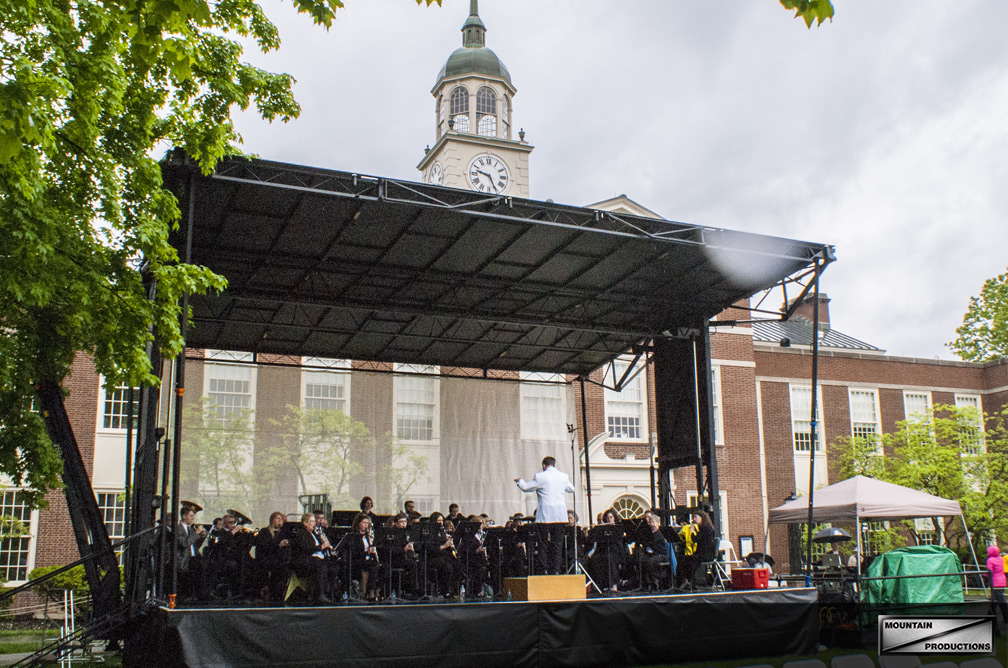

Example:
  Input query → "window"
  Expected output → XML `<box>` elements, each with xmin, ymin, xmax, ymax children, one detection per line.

<box><xmin>476</xmin><ymin>86</ymin><xmax>497</xmax><ymax>137</ymax></box>
<box><xmin>437</xmin><ymin>94</ymin><xmax>445</xmax><ymax>136</ymax></box>
<box><xmin>502</xmin><ymin>95</ymin><xmax>511</xmax><ymax>138</ymax></box>
<box><xmin>711</xmin><ymin>366</ymin><xmax>724</xmax><ymax>445</ymax></box>
<box><xmin>394</xmin><ymin>364</ymin><xmax>439</xmax><ymax>442</ymax></box>
<box><xmin>903</xmin><ymin>391</ymin><xmax>931</xmax><ymax>423</ymax></box>
<box><xmin>611</xmin><ymin>495</ymin><xmax>646</xmax><ymax>519</ymax></box>
<box><xmin>449</xmin><ymin>86</ymin><xmax>469</xmax><ymax>133</ymax></box>
<box><xmin>97</xmin><ymin>491</ymin><xmax>126</xmax><ymax>562</ymax></box>
<box><xmin>206</xmin><ymin>363</ymin><xmax>253</xmax><ymax>425</ymax></box>
<box><xmin>954</xmin><ymin>394</ymin><xmax>984</xmax><ymax>455</ymax></box>
<box><xmin>914</xmin><ymin>517</ymin><xmax>941</xmax><ymax>546</ymax></box>
<box><xmin>520</xmin><ymin>372</ymin><xmax>567</xmax><ymax>441</ymax></box>
<box><xmin>604</xmin><ymin>359</ymin><xmax>646</xmax><ymax>441</ymax></box>
<box><xmin>860</xmin><ymin>520</ymin><xmax>889</xmax><ymax>555</ymax></box>
<box><xmin>790</xmin><ymin>386</ymin><xmax>823</xmax><ymax>452</ymax></box>
<box><xmin>0</xmin><ymin>490</ymin><xmax>34</xmax><ymax>582</ymax></box>
<box><xmin>849</xmin><ymin>389</ymin><xmax>881</xmax><ymax>453</ymax></box>
<box><xmin>302</xmin><ymin>357</ymin><xmax>350</xmax><ymax>412</ymax></box>
<box><xmin>100</xmin><ymin>381</ymin><xmax>139</xmax><ymax>430</ymax></box>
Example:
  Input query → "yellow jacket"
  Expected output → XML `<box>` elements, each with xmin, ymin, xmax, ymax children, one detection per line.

<box><xmin>679</xmin><ymin>523</ymin><xmax>698</xmax><ymax>556</ymax></box>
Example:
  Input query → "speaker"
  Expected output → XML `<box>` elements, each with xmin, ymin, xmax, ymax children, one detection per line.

<box><xmin>653</xmin><ymin>334</ymin><xmax>712</xmax><ymax>470</ymax></box>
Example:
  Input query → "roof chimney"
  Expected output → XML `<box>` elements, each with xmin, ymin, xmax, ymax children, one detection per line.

<box><xmin>785</xmin><ymin>293</ymin><xmax>830</xmax><ymax>331</ymax></box>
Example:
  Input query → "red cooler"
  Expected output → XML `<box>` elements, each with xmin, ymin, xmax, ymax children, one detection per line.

<box><xmin>730</xmin><ymin>567</ymin><xmax>769</xmax><ymax>590</ymax></box>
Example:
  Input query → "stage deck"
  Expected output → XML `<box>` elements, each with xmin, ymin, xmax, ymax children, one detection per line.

<box><xmin>126</xmin><ymin>587</ymin><xmax>818</xmax><ymax>668</ymax></box>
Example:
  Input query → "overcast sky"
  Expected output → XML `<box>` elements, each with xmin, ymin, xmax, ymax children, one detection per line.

<box><xmin>232</xmin><ymin>1</ymin><xmax>1008</xmax><ymax>360</ymax></box>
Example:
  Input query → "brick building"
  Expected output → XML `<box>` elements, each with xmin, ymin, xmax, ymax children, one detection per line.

<box><xmin>6</xmin><ymin>1</ymin><xmax>1007</xmax><ymax>588</ymax></box>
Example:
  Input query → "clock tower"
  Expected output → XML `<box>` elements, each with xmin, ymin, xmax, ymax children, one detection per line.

<box><xmin>417</xmin><ymin>0</ymin><xmax>532</xmax><ymax>196</ymax></box>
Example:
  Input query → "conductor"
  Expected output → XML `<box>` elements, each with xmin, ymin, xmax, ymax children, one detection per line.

<box><xmin>515</xmin><ymin>456</ymin><xmax>575</xmax><ymax>575</ymax></box>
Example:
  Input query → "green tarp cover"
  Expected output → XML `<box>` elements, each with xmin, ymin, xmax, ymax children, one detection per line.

<box><xmin>864</xmin><ymin>545</ymin><xmax>963</xmax><ymax>607</ymax></box>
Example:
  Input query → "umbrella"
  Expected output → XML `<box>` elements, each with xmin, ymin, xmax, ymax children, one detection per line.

<box><xmin>812</xmin><ymin>526</ymin><xmax>852</xmax><ymax>544</ymax></box>
<box><xmin>745</xmin><ymin>552</ymin><xmax>776</xmax><ymax>568</ymax></box>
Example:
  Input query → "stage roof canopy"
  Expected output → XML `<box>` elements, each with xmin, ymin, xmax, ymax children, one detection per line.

<box><xmin>163</xmin><ymin>155</ymin><xmax>834</xmax><ymax>376</ymax></box>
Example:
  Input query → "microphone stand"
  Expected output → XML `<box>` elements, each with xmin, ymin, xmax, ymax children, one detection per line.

<box><xmin>568</xmin><ymin>423</ymin><xmax>601</xmax><ymax>594</ymax></box>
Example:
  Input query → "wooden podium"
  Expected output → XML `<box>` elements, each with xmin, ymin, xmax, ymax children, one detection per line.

<box><xmin>502</xmin><ymin>575</ymin><xmax>586</xmax><ymax>602</ymax></box>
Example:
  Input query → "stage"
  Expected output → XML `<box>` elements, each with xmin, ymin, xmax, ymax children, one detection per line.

<box><xmin>125</xmin><ymin>587</ymin><xmax>818</xmax><ymax>668</ymax></box>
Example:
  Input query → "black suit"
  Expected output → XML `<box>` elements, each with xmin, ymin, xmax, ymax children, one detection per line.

<box><xmin>175</xmin><ymin>522</ymin><xmax>206</xmax><ymax>599</ymax></box>
<box><xmin>291</xmin><ymin>526</ymin><xmax>331</xmax><ymax>603</ymax></box>
<box><xmin>255</xmin><ymin>527</ymin><xmax>288</xmax><ymax>602</ymax></box>
<box><xmin>637</xmin><ymin>527</ymin><xmax>669</xmax><ymax>589</ymax></box>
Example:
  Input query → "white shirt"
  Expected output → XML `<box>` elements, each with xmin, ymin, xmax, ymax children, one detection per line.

<box><xmin>516</xmin><ymin>465</ymin><xmax>575</xmax><ymax>523</ymax></box>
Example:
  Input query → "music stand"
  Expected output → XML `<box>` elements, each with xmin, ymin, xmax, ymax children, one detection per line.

<box><xmin>411</xmin><ymin>521</ymin><xmax>443</xmax><ymax>599</ymax></box>
<box><xmin>588</xmin><ymin>524</ymin><xmax>625</xmax><ymax>593</ymax></box>
<box><xmin>375</xmin><ymin>526</ymin><xmax>408</xmax><ymax>599</ymax></box>
<box><xmin>331</xmin><ymin>510</ymin><xmax>356</xmax><ymax>528</ymax></box>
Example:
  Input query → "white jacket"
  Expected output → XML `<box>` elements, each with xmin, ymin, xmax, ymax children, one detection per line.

<box><xmin>516</xmin><ymin>466</ymin><xmax>575</xmax><ymax>523</ymax></box>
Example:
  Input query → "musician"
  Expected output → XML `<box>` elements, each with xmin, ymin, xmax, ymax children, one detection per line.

<box><xmin>423</xmin><ymin>511</ymin><xmax>458</xmax><ymax>597</ymax></box>
<box><xmin>677</xmin><ymin>510</ymin><xmax>716</xmax><ymax>588</ymax></box>
<box><xmin>204</xmin><ymin>514</ymin><xmax>242</xmax><ymax>597</ymax></box>
<box><xmin>206</xmin><ymin>517</ymin><xmax>224</xmax><ymax>548</ymax></box>
<box><xmin>456</xmin><ymin>516</ymin><xmax>490</xmax><ymax>597</ymax></box>
<box><xmin>636</xmin><ymin>512</ymin><xmax>669</xmax><ymax>591</ymax></box>
<box><xmin>515</xmin><ymin>456</ymin><xmax>574</xmax><ymax>575</ymax></box>
<box><xmin>565</xmin><ymin>510</ymin><xmax>589</xmax><ymax>571</ymax></box>
<box><xmin>175</xmin><ymin>504</ymin><xmax>207</xmax><ymax>600</ymax></box>
<box><xmin>290</xmin><ymin>512</ymin><xmax>333</xmax><ymax>604</ymax></box>
<box><xmin>501</xmin><ymin>513</ymin><xmax>528</xmax><ymax>577</ymax></box>
<box><xmin>360</xmin><ymin>496</ymin><xmax>379</xmax><ymax>527</ymax></box>
<box><xmin>446</xmin><ymin>503</ymin><xmax>464</xmax><ymax>528</ymax></box>
<box><xmin>404</xmin><ymin>499</ymin><xmax>416</xmax><ymax>515</ymax></box>
<box><xmin>254</xmin><ymin>511</ymin><xmax>289</xmax><ymax>603</ymax></box>
<box><xmin>386</xmin><ymin>512</ymin><xmax>418</xmax><ymax>598</ymax></box>
<box><xmin>344</xmin><ymin>512</ymin><xmax>382</xmax><ymax>600</ymax></box>
<box><xmin>587</xmin><ymin>508</ymin><xmax>627</xmax><ymax>593</ymax></box>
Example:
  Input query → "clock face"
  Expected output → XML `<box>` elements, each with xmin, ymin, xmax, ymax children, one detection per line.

<box><xmin>429</xmin><ymin>163</ymin><xmax>443</xmax><ymax>185</ymax></box>
<box><xmin>467</xmin><ymin>153</ymin><xmax>510</xmax><ymax>194</ymax></box>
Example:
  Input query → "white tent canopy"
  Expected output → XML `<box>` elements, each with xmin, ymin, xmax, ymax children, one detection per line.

<box><xmin>768</xmin><ymin>475</ymin><xmax>962</xmax><ymax>524</ymax></box>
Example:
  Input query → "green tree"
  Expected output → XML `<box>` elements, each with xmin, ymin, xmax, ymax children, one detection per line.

<box><xmin>949</xmin><ymin>268</ymin><xmax>1008</xmax><ymax>362</ymax></box>
<box><xmin>269</xmin><ymin>405</ymin><xmax>375</xmax><ymax>510</ymax></box>
<box><xmin>0</xmin><ymin>0</ymin><xmax>441</xmax><ymax>500</ymax></box>
<box><xmin>180</xmin><ymin>397</ymin><xmax>259</xmax><ymax>519</ymax></box>
<box><xmin>829</xmin><ymin>404</ymin><xmax>1008</xmax><ymax>556</ymax></box>
<box><xmin>780</xmin><ymin>0</ymin><xmax>835</xmax><ymax>28</ymax></box>
<box><xmin>379</xmin><ymin>438</ymin><xmax>430</xmax><ymax>515</ymax></box>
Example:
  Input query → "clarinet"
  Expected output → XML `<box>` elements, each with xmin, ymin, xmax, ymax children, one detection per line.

<box><xmin>368</xmin><ymin>524</ymin><xmax>379</xmax><ymax>565</ymax></box>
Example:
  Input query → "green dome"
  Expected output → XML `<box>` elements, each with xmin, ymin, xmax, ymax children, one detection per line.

<box><xmin>437</xmin><ymin>46</ymin><xmax>512</xmax><ymax>87</ymax></box>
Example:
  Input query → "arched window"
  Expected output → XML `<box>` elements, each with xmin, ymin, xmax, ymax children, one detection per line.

<box><xmin>449</xmin><ymin>86</ymin><xmax>469</xmax><ymax>133</ymax></box>
<box><xmin>476</xmin><ymin>86</ymin><xmax>497</xmax><ymax>137</ymax></box>
<box><xmin>437</xmin><ymin>94</ymin><xmax>445</xmax><ymax>136</ymax></box>
<box><xmin>611</xmin><ymin>495</ymin><xmax>647</xmax><ymax>520</ymax></box>
<box><xmin>502</xmin><ymin>95</ymin><xmax>511</xmax><ymax>139</ymax></box>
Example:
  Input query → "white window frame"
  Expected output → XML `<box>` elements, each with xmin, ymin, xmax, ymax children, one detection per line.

<box><xmin>711</xmin><ymin>365</ymin><xmax>724</xmax><ymax>446</ymax></box>
<box><xmin>96</xmin><ymin>490</ymin><xmax>127</xmax><ymax>562</ymax></box>
<box><xmin>603</xmin><ymin>358</ymin><xmax>648</xmax><ymax>442</ymax></box>
<box><xmin>0</xmin><ymin>489</ymin><xmax>39</xmax><ymax>585</ymax></box>
<box><xmin>848</xmin><ymin>388</ymin><xmax>882</xmax><ymax>455</ymax></box>
<box><xmin>519</xmin><ymin>372</ymin><xmax>567</xmax><ymax>441</ymax></box>
<box><xmin>393</xmin><ymin>364</ymin><xmax>440</xmax><ymax>443</ymax></box>
<box><xmin>202</xmin><ymin>351</ymin><xmax>257</xmax><ymax>426</ymax></box>
<box><xmin>913</xmin><ymin>517</ymin><xmax>943</xmax><ymax>546</ymax></box>
<box><xmin>96</xmin><ymin>377</ymin><xmax>139</xmax><ymax>434</ymax></box>
<box><xmin>301</xmin><ymin>357</ymin><xmax>351</xmax><ymax>413</ymax></box>
<box><xmin>789</xmin><ymin>385</ymin><xmax>825</xmax><ymax>452</ymax></box>
<box><xmin>954</xmin><ymin>394</ymin><xmax>985</xmax><ymax>455</ymax></box>
<box><xmin>903</xmin><ymin>391</ymin><xmax>932</xmax><ymax>424</ymax></box>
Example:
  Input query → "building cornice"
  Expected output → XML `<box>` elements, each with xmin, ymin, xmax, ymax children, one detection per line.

<box><xmin>417</xmin><ymin>131</ymin><xmax>533</xmax><ymax>171</ymax></box>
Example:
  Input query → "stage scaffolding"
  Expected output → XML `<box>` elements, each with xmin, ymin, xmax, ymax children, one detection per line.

<box><xmin>108</xmin><ymin>152</ymin><xmax>836</xmax><ymax>611</ymax></box>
